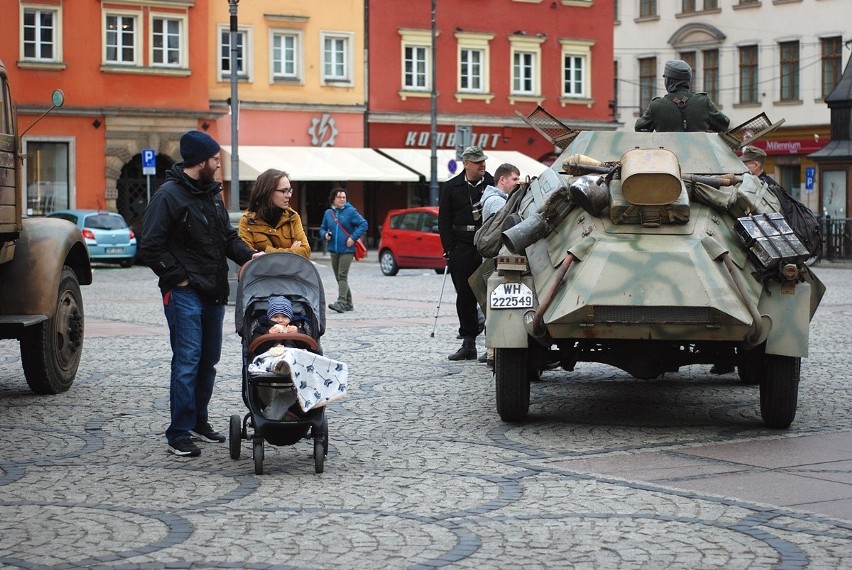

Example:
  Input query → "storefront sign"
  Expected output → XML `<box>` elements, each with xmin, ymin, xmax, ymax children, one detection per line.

<box><xmin>403</xmin><ymin>130</ymin><xmax>501</xmax><ymax>149</ymax></box>
<box><xmin>751</xmin><ymin>138</ymin><xmax>829</xmax><ymax>156</ymax></box>
<box><xmin>309</xmin><ymin>114</ymin><xmax>338</xmax><ymax>147</ymax></box>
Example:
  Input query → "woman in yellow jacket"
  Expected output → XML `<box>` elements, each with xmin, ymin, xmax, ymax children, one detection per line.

<box><xmin>238</xmin><ymin>168</ymin><xmax>311</xmax><ymax>259</ymax></box>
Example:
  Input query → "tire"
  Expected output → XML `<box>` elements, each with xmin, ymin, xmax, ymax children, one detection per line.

<box><xmin>759</xmin><ymin>355</ymin><xmax>800</xmax><ymax>429</ymax></box>
<box><xmin>379</xmin><ymin>249</ymin><xmax>399</xmax><ymax>276</ymax></box>
<box><xmin>253</xmin><ymin>438</ymin><xmax>264</xmax><ymax>475</ymax></box>
<box><xmin>434</xmin><ymin>268</ymin><xmax>445</xmax><ymax>274</ymax></box>
<box><xmin>118</xmin><ymin>258</ymin><xmax>134</xmax><ymax>268</ymax></box>
<box><xmin>495</xmin><ymin>348</ymin><xmax>530</xmax><ymax>422</ymax></box>
<box><xmin>736</xmin><ymin>344</ymin><xmax>765</xmax><ymax>385</ymax></box>
<box><xmin>229</xmin><ymin>414</ymin><xmax>242</xmax><ymax>460</ymax></box>
<box><xmin>314</xmin><ymin>437</ymin><xmax>325</xmax><ymax>473</ymax></box>
<box><xmin>21</xmin><ymin>266</ymin><xmax>84</xmax><ymax>395</ymax></box>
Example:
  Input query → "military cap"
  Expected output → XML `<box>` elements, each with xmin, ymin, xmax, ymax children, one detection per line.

<box><xmin>741</xmin><ymin>146</ymin><xmax>767</xmax><ymax>163</ymax></box>
<box><xmin>663</xmin><ymin>59</ymin><xmax>692</xmax><ymax>81</ymax></box>
<box><xmin>461</xmin><ymin>145</ymin><xmax>488</xmax><ymax>162</ymax></box>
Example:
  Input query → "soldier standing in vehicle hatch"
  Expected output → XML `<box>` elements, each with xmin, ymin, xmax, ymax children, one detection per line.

<box><xmin>635</xmin><ymin>59</ymin><xmax>730</xmax><ymax>133</ymax></box>
<box><xmin>439</xmin><ymin>146</ymin><xmax>495</xmax><ymax>361</ymax></box>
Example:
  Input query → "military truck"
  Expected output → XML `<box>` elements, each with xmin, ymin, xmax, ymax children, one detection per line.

<box><xmin>0</xmin><ymin>59</ymin><xmax>92</xmax><ymax>394</ymax></box>
<box><xmin>486</xmin><ymin>120</ymin><xmax>824</xmax><ymax>429</ymax></box>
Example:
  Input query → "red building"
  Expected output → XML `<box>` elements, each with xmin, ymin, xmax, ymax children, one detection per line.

<box><xmin>2</xmin><ymin>1</ymin><xmax>214</xmax><ymax>227</ymax></box>
<box><xmin>367</xmin><ymin>0</ymin><xmax>617</xmax><ymax>199</ymax></box>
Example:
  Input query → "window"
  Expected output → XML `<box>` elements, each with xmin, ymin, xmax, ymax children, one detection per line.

<box><xmin>513</xmin><ymin>52</ymin><xmax>535</xmax><ymax>94</ymax></box>
<box><xmin>739</xmin><ymin>45</ymin><xmax>759</xmax><ymax>104</ymax></box>
<box><xmin>219</xmin><ymin>26</ymin><xmax>251</xmax><ymax>81</ymax></box>
<box><xmin>105</xmin><ymin>13</ymin><xmax>138</xmax><ymax>65</ymax></box>
<box><xmin>702</xmin><ymin>49</ymin><xmax>719</xmax><ymax>103</ymax></box>
<box><xmin>509</xmin><ymin>34</ymin><xmax>544</xmax><ymax>99</ymax></box>
<box><xmin>638</xmin><ymin>57</ymin><xmax>657</xmax><ymax>115</ymax></box>
<box><xmin>679</xmin><ymin>51</ymin><xmax>696</xmax><ymax>84</ymax></box>
<box><xmin>25</xmin><ymin>141</ymin><xmax>70</xmax><ymax>215</ymax></box>
<box><xmin>404</xmin><ymin>45</ymin><xmax>429</xmax><ymax>90</ymax></box>
<box><xmin>271</xmin><ymin>31</ymin><xmax>302</xmax><ymax>81</ymax></box>
<box><xmin>455</xmin><ymin>32</ymin><xmax>493</xmax><ymax>100</ymax></box>
<box><xmin>821</xmin><ymin>36</ymin><xmax>842</xmax><ymax>99</ymax></box>
<box><xmin>560</xmin><ymin>39</ymin><xmax>593</xmax><ymax>101</ymax></box>
<box><xmin>322</xmin><ymin>32</ymin><xmax>353</xmax><ymax>84</ymax></box>
<box><xmin>151</xmin><ymin>16</ymin><xmax>183</xmax><ymax>67</ymax></box>
<box><xmin>22</xmin><ymin>6</ymin><xmax>60</xmax><ymax>62</ymax></box>
<box><xmin>460</xmin><ymin>49</ymin><xmax>483</xmax><ymax>91</ymax></box>
<box><xmin>682</xmin><ymin>0</ymin><xmax>696</xmax><ymax>11</ymax></box>
<box><xmin>639</xmin><ymin>0</ymin><xmax>657</xmax><ymax>17</ymax></box>
<box><xmin>779</xmin><ymin>40</ymin><xmax>799</xmax><ymax>101</ymax></box>
<box><xmin>400</xmin><ymin>29</ymin><xmax>432</xmax><ymax>93</ymax></box>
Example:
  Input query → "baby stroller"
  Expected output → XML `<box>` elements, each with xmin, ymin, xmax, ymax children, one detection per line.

<box><xmin>230</xmin><ymin>252</ymin><xmax>334</xmax><ymax>475</ymax></box>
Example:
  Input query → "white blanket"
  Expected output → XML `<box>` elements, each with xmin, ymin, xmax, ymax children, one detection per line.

<box><xmin>248</xmin><ymin>345</ymin><xmax>348</xmax><ymax>412</ymax></box>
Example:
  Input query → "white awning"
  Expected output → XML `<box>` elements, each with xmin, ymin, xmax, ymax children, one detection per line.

<box><xmin>220</xmin><ymin>146</ymin><xmax>420</xmax><ymax>182</ymax></box>
<box><xmin>375</xmin><ymin>148</ymin><xmax>549</xmax><ymax>183</ymax></box>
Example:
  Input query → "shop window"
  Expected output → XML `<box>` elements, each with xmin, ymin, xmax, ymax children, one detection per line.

<box><xmin>25</xmin><ymin>141</ymin><xmax>70</xmax><ymax>216</ymax></box>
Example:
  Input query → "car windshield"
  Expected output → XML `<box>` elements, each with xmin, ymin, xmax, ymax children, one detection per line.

<box><xmin>84</xmin><ymin>214</ymin><xmax>126</xmax><ymax>230</ymax></box>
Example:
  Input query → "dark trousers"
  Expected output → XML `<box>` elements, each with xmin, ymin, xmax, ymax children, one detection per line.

<box><xmin>448</xmin><ymin>242</ymin><xmax>482</xmax><ymax>339</ymax></box>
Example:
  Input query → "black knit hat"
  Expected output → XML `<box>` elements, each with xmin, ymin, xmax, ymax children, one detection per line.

<box><xmin>180</xmin><ymin>130</ymin><xmax>220</xmax><ymax>166</ymax></box>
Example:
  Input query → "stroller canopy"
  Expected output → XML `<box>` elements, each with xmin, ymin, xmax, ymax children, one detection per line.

<box><xmin>235</xmin><ymin>252</ymin><xmax>326</xmax><ymax>337</ymax></box>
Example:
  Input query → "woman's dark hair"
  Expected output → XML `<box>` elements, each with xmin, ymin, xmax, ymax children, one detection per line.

<box><xmin>328</xmin><ymin>187</ymin><xmax>346</xmax><ymax>205</ymax></box>
<box><xmin>247</xmin><ymin>169</ymin><xmax>290</xmax><ymax>221</ymax></box>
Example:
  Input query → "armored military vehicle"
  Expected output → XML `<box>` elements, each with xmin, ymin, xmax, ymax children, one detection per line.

<box><xmin>0</xmin><ymin>59</ymin><xmax>92</xmax><ymax>394</ymax></box>
<box><xmin>486</xmin><ymin>120</ymin><xmax>824</xmax><ymax>429</ymax></box>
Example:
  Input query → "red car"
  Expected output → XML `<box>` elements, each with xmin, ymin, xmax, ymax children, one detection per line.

<box><xmin>378</xmin><ymin>207</ymin><xmax>447</xmax><ymax>276</ymax></box>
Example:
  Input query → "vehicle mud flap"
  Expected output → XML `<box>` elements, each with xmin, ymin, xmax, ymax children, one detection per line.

<box><xmin>758</xmin><ymin>280</ymin><xmax>811</xmax><ymax>358</ymax></box>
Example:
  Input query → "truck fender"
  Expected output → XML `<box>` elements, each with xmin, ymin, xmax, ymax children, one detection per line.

<box><xmin>758</xmin><ymin>280</ymin><xmax>811</xmax><ymax>358</ymax></box>
<box><xmin>485</xmin><ymin>273</ymin><xmax>535</xmax><ymax>348</ymax></box>
<box><xmin>0</xmin><ymin>217</ymin><xmax>92</xmax><ymax>319</ymax></box>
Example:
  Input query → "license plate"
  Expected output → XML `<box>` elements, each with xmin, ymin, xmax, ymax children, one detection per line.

<box><xmin>490</xmin><ymin>283</ymin><xmax>534</xmax><ymax>309</ymax></box>
<box><xmin>105</xmin><ymin>247</ymin><xmax>123</xmax><ymax>254</ymax></box>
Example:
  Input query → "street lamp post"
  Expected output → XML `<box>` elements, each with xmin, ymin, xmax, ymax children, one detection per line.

<box><xmin>228</xmin><ymin>0</ymin><xmax>240</xmax><ymax>212</ymax></box>
<box><xmin>429</xmin><ymin>0</ymin><xmax>439</xmax><ymax>206</ymax></box>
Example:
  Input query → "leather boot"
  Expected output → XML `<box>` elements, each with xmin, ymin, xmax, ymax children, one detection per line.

<box><xmin>448</xmin><ymin>337</ymin><xmax>477</xmax><ymax>361</ymax></box>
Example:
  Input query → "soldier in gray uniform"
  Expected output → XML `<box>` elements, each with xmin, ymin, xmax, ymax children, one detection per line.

<box><xmin>635</xmin><ymin>59</ymin><xmax>730</xmax><ymax>133</ymax></box>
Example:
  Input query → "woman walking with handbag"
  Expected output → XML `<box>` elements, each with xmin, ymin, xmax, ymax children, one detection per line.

<box><xmin>319</xmin><ymin>188</ymin><xmax>368</xmax><ymax>313</ymax></box>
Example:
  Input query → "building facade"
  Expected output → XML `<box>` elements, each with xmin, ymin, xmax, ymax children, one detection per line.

<box><xmin>613</xmin><ymin>0</ymin><xmax>850</xmax><ymax>217</ymax></box>
<box><xmin>4</xmin><ymin>0</ymin><xmax>215</xmax><ymax>229</ymax></box>
<box><xmin>367</xmin><ymin>0</ymin><xmax>618</xmax><ymax>205</ymax></box>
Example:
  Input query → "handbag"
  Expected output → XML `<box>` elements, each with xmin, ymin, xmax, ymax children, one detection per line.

<box><xmin>331</xmin><ymin>211</ymin><xmax>367</xmax><ymax>261</ymax></box>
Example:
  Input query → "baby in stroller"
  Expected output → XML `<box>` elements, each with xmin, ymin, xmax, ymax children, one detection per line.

<box><xmin>232</xmin><ymin>252</ymin><xmax>345</xmax><ymax>474</ymax></box>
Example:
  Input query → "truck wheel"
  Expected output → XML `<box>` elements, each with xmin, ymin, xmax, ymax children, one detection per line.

<box><xmin>21</xmin><ymin>266</ymin><xmax>84</xmax><ymax>394</ymax></box>
<box><xmin>495</xmin><ymin>348</ymin><xmax>530</xmax><ymax>422</ymax></box>
<box><xmin>759</xmin><ymin>355</ymin><xmax>800</xmax><ymax>429</ymax></box>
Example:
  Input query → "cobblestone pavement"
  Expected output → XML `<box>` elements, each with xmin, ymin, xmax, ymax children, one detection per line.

<box><xmin>1</xmin><ymin>257</ymin><xmax>850</xmax><ymax>569</ymax></box>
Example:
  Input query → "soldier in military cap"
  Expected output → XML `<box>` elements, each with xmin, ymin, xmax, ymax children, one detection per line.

<box><xmin>741</xmin><ymin>145</ymin><xmax>780</xmax><ymax>186</ymax></box>
<box><xmin>635</xmin><ymin>59</ymin><xmax>730</xmax><ymax>133</ymax></box>
<box><xmin>438</xmin><ymin>145</ymin><xmax>495</xmax><ymax>360</ymax></box>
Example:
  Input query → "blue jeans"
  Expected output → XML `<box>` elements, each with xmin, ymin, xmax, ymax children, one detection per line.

<box><xmin>163</xmin><ymin>287</ymin><xmax>225</xmax><ymax>445</ymax></box>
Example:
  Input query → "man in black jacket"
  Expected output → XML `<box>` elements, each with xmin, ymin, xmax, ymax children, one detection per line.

<box><xmin>438</xmin><ymin>146</ymin><xmax>495</xmax><ymax>360</ymax></box>
<box><xmin>142</xmin><ymin>130</ymin><xmax>262</xmax><ymax>457</ymax></box>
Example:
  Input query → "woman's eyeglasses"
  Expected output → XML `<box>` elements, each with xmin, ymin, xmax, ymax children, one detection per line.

<box><xmin>276</xmin><ymin>189</ymin><xmax>294</xmax><ymax>196</ymax></box>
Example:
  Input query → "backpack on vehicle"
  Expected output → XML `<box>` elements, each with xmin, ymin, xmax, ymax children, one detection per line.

<box><xmin>766</xmin><ymin>183</ymin><xmax>822</xmax><ymax>257</ymax></box>
<box><xmin>474</xmin><ymin>177</ymin><xmax>531</xmax><ymax>258</ymax></box>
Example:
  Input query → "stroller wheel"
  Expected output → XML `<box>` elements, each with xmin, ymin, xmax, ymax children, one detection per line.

<box><xmin>313</xmin><ymin>437</ymin><xmax>325</xmax><ymax>474</ymax></box>
<box><xmin>253</xmin><ymin>438</ymin><xmax>264</xmax><ymax>475</ymax></box>
<box><xmin>229</xmin><ymin>414</ymin><xmax>242</xmax><ymax>460</ymax></box>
